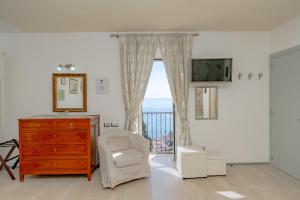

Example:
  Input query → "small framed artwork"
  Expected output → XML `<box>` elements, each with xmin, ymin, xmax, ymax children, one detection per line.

<box><xmin>69</xmin><ymin>78</ymin><xmax>78</xmax><ymax>94</ymax></box>
<box><xmin>96</xmin><ymin>77</ymin><xmax>109</xmax><ymax>94</ymax></box>
<box><xmin>61</xmin><ymin>77</ymin><xmax>66</xmax><ymax>85</ymax></box>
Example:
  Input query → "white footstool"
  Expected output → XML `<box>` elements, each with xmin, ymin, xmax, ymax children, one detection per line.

<box><xmin>176</xmin><ymin>146</ymin><xmax>207</xmax><ymax>178</ymax></box>
<box><xmin>207</xmin><ymin>150</ymin><xmax>226</xmax><ymax>176</ymax></box>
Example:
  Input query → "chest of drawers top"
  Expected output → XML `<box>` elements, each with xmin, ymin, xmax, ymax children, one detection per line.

<box><xmin>19</xmin><ymin>114</ymin><xmax>98</xmax><ymax>129</ymax></box>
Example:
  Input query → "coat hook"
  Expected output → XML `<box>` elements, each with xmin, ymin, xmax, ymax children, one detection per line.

<box><xmin>248</xmin><ymin>73</ymin><xmax>253</xmax><ymax>80</ymax></box>
<box><xmin>258</xmin><ymin>72</ymin><xmax>263</xmax><ymax>80</ymax></box>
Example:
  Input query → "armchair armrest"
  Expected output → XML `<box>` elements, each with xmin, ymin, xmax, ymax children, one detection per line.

<box><xmin>98</xmin><ymin>137</ymin><xmax>114</xmax><ymax>171</ymax></box>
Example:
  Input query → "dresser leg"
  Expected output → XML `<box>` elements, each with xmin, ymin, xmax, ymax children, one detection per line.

<box><xmin>87</xmin><ymin>173</ymin><xmax>91</xmax><ymax>181</ymax></box>
<box><xmin>20</xmin><ymin>174</ymin><xmax>24</xmax><ymax>182</ymax></box>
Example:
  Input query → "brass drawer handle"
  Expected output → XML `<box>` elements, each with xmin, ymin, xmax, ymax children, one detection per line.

<box><xmin>36</xmin><ymin>123</ymin><xmax>40</xmax><ymax>127</ymax></box>
<box><xmin>52</xmin><ymin>134</ymin><xmax>57</xmax><ymax>138</ymax></box>
<box><xmin>53</xmin><ymin>148</ymin><xmax>57</xmax><ymax>152</ymax></box>
<box><xmin>52</xmin><ymin>163</ymin><xmax>57</xmax><ymax>167</ymax></box>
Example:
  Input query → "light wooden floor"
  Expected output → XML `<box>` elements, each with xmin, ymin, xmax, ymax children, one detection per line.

<box><xmin>1</xmin><ymin>154</ymin><xmax>300</xmax><ymax>200</ymax></box>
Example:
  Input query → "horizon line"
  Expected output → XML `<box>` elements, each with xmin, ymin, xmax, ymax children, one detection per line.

<box><xmin>144</xmin><ymin>97</ymin><xmax>172</xmax><ymax>99</ymax></box>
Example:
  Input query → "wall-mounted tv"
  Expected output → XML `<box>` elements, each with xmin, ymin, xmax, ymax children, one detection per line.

<box><xmin>192</xmin><ymin>58</ymin><xmax>232</xmax><ymax>82</ymax></box>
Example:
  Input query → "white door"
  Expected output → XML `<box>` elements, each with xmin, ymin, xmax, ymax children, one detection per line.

<box><xmin>271</xmin><ymin>48</ymin><xmax>300</xmax><ymax>179</ymax></box>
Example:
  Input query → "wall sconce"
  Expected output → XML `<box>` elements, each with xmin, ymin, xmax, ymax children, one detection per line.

<box><xmin>248</xmin><ymin>73</ymin><xmax>253</xmax><ymax>80</ymax></box>
<box><xmin>258</xmin><ymin>72</ymin><xmax>263</xmax><ymax>80</ymax></box>
<box><xmin>238</xmin><ymin>73</ymin><xmax>243</xmax><ymax>80</ymax></box>
<box><xmin>56</xmin><ymin>64</ymin><xmax>77</xmax><ymax>72</ymax></box>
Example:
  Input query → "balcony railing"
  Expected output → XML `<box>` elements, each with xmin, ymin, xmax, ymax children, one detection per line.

<box><xmin>142</xmin><ymin>112</ymin><xmax>174</xmax><ymax>154</ymax></box>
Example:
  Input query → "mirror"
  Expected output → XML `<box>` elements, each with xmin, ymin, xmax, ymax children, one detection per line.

<box><xmin>195</xmin><ymin>87</ymin><xmax>218</xmax><ymax>120</ymax></box>
<box><xmin>52</xmin><ymin>73</ymin><xmax>87</xmax><ymax>112</ymax></box>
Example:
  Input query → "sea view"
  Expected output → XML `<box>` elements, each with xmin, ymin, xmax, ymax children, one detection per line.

<box><xmin>142</xmin><ymin>98</ymin><xmax>173</xmax><ymax>112</ymax></box>
<box><xmin>142</xmin><ymin>98</ymin><xmax>174</xmax><ymax>153</ymax></box>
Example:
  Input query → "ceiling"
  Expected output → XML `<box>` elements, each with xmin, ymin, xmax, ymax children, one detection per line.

<box><xmin>0</xmin><ymin>0</ymin><xmax>299</xmax><ymax>32</ymax></box>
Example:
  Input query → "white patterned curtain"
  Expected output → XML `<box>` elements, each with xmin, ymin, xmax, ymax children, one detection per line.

<box><xmin>158</xmin><ymin>34</ymin><xmax>193</xmax><ymax>145</ymax></box>
<box><xmin>119</xmin><ymin>34</ymin><xmax>158</xmax><ymax>132</ymax></box>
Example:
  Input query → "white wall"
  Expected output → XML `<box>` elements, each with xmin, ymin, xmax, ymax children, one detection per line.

<box><xmin>0</xmin><ymin>32</ymin><xmax>270</xmax><ymax>163</ymax></box>
<box><xmin>0</xmin><ymin>33</ymin><xmax>125</xmax><ymax>140</ymax></box>
<box><xmin>0</xmin><ymin>51</ymin><xmax>5</xmax><ymax>142</ymax></box>
<box><xmin>190</xmin><ymin>32</ymin><xmax>270</xmax><ymax>163</ymax></box>
<box><xmin>0</xmin><ymin>19</ymin><xmax>20</xmax><ymax>33</ymax></box>
<box><xmin>271</xmin><ymin>16</ymin><xmax>300</xmax><ymax>54</ymax></box>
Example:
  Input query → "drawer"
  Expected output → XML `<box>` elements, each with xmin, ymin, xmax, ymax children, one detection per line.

<box><xmin>21</xmin><ymin>130</ymin><xmax>87</xmax><ymax>144</ymax></box>
<box><xmin>54</xmin><ymin>120</ymin><xmax>89</xmax><ymax>129</ymax></box>
<box><xmin>21</xmin><ymin>158</ymin><xmax>88</xmax><ymax>170</ymax></box>
<box><xmin>20</xmin><ymin>120</ymin><xmax>53</xmax><ymax>128</ymax></box>
<box><xmin>22</xmin><ymin>144</ymin><xmax>87</xmax><ymax>156</ymax></box>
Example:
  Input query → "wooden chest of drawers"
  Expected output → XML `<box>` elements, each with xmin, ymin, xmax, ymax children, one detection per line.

<box><xmin>19</xmin><ymin>115</ymin><xmax>100</xmax><ymax>182</ymax></box>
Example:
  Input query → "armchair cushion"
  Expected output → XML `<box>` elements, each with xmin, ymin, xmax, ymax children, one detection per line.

<box><xmin>113</xmin><ymin>148</ymin><xmax>144</xmax><ymax>168</ymax></box>
<box><xmin>108</xmin><ymin>136</ymin><xmax>130</xmax><ymax>152</ymax></box>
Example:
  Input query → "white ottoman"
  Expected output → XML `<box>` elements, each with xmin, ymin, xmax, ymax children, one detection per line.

<box><xmin>176</xmin><ymin>146</ymin><xmax>207</xmax><ymax>178</ymax></box>
<box><xmin>207</xmin><ymin>150</ymin><xmax>226</xmax><ymax>176</ymax></box>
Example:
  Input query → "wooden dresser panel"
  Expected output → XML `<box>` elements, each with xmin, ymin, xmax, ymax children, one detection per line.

<box><xmin>19</xmin><ymin>115</ymin><xmax>100</xmax><ymax>182</ymax></box>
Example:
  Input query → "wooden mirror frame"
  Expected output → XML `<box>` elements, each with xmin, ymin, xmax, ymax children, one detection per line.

<box><xmin>52</xmin><ymin>73</ymin><xmax>87</xmax><ymax>112</ymax></box>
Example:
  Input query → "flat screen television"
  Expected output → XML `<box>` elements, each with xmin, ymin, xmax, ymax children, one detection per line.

<box><xmin>192</xmin><ymin>58</ymin><xmax>232</xmax><ymax>82</ymax></box>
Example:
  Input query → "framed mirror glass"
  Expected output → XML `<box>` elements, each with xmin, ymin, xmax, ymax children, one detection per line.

<box><xmin>52</xmin><ymin>73</ymin><xmax>87</xmax><ymax>112</ymax></box>
<box><xmin>195</xmin><ymin>87</ymin><xmax>218</xmax><ymax>120</ymax></box>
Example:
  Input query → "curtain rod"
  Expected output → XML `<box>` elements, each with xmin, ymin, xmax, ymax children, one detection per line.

<box><xmin>110</xmin><ymin>33</ymin><xmax>199</xmax><ymax>38</ymax></box>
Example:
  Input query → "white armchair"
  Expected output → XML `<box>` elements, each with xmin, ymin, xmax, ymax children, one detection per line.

<box><xmin>98</xmin><ymin>129</ymin><xmax>150</xmax><ymax>188</ymax></box>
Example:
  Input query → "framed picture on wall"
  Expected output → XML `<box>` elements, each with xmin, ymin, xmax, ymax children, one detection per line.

<box><xmin>95</xmin><ymin>77</ymin><xmax>109</xmax><ymax>94</ymax></box>
<box><xmin>69</xmin><ymin>78</ymin><xmax>78</xmax><ymax>94</ymax></box>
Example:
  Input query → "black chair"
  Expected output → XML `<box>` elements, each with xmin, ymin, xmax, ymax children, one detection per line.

<box><xmin>0</xmin><ymin>139</ymin><xmax>19</xmax><ymax>180</ymax></box>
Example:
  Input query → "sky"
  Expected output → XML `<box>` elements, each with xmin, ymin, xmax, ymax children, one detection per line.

<box><xmin>144</xmin><ymin>60</ymin><xmax>172</xmax><ymax>99</ymax></box>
